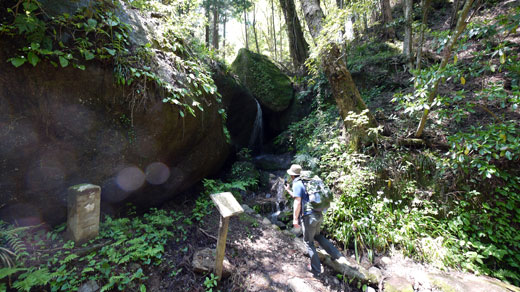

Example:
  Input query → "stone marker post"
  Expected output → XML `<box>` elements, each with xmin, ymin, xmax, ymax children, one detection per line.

<box><xmin>210</xmin><ymin>192</ymin><xmax>244</xmax><ymax>280</ymax></box>
<box><xmin>67</xmin><ymin>184</ymin><xmax>101</xmax><ymax>243</ymax></box>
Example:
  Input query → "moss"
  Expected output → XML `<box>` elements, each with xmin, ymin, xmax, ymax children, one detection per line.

<box><xmin>431</xmin><ymin>278</ymin><xmax>457</xmax><ymax>292</ymax></box>
<box><xmin>231</xmin><ymin>48</ymin><xmax>293</xmax><ymax>112</ymax></box>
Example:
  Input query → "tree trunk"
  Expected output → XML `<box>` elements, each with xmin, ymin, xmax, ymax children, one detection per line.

<box><xmin>300</xmin><ymin>0</ymin><xmax>377</xmax><ymax>138</ymax></box>
<box><xmin>380</xmin><ymin>0</ymin><xmax>395</xmax><ymax>40</ymax></box>
<box><xmin>300</xmin><ymin>0</ymin><xmax>325</xmax><ymax>40</ymax></box>
<box><xmin>223</xmin><ymin>14</ymin><xmax>227</xmax><ymax>59</ymax></box>
<box><xmin>244</xmin><ymin>10</ymin><xmax>249</xmax><ymax>50</ymax></box>
<box><xmin>279</xmin><ymin>0</ymin><xmax>309</xmax><ymax>73</ymax></box>
<box><xmin>205</xmin><ymin>6</ymin><xmax>210</xmax><ymax>47</ymax></box>
<box><xmin>212</xmin><ymin>4</ymin><xmax>219</xmax><ymax>49</ymax></box>
<box><xmin>403</xmin><ymin>0</ymin><xmax>413</xmax><ymax>69</ymax></box>
<box><xmin>271</xmin><ymin>0</ymin><xmax>278</xmax><ymax>61</ymax></box>
<box><xmin>415</xmin><ymin>0</ymin><xmax>474</xmax><ymax>138</ymax></box>
<box><xmin>450</xmin><ymin>0</ymin><xmax>463</xmax><ymax>28</ymax></box>
<box><xmin>415</xmin><ymin>0</ymin><xmax>431</xmax><ymax>71</ymax></box>
<box><xmin>252</xmin><ymin>4</ymin><xmax>260</xmax><ymax>53</ymax></box>
<box><xmin>322</xmin><ymin>44</ymin><xmax>377</xmax><ymax>128</ymax></box>
<box><xmin>279</xmin><ymin>11</ymin><xmax>283</xmax><ymax>60</ymax></box>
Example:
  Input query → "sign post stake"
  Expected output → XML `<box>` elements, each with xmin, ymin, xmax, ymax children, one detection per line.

<box><xmin>210</xmin><ymin>192</ymin><xmax>244</xmax><ymax>281</ymax></box>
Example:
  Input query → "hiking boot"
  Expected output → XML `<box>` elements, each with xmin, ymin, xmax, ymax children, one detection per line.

<box><xmin>307</xmin><ymin>264</ymin><xmax>322</xmax><ymax>276</ymax></box>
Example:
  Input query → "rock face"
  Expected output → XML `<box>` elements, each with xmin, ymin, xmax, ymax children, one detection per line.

<box><xmin>212</xmin><ymin>63</ymin><xmax>258</xmax><ymax>150</ymax></box>
<box><xmin>0</xmin><ymin>3</ymin><xmax>230</xmax><ymax>225</ymax></box>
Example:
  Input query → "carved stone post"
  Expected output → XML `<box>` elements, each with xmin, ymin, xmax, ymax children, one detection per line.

<box><xmin>66</xmin><ymin>184</ymin><xmax>101</xmax><ymax>243</ymax></box>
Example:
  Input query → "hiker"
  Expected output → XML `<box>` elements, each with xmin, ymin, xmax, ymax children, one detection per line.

<box><xmin>284</xmin><ymin>164</ymin><xmax>345</xmax><ymax>276</ymax></box>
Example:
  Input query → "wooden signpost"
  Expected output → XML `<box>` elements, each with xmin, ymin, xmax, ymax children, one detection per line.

<box><xmin>210</xmin><ymin>192</ymin><xmax>244</xmax><ymax>280</ymax></box>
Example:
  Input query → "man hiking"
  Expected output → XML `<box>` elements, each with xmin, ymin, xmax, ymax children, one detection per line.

<box><xmin>284</xmin><ymin>164</ymin><xmax>346</xmax><ymax>276</ymax></box>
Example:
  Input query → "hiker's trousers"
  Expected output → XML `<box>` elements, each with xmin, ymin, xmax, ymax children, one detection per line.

<box><xmin>302</xmin><ymin>211</ymin><xmax>342</xmax><ymax>274</ymax></box>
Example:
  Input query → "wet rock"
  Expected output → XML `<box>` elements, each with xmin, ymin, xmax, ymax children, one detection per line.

<box><xmin>384</xmin><ymin>276</ymin><xmax>414</xmax><ymax>292</ymax></box>
<box><xmin>78</xmin><ymin>280</ymin><xmax>99</xmax><ymax>292</ymax></box>
<box><xmin>253</xmin><ymin>153</ymin><xmax>292</xmax><ymax>171</ymax></box>
<box><xmin>192</xmin><ymin>248</ymin><xmax>232</xmax><ymax>278</ymax></box>
<box><xmin>262</xmin><ymin>217</ymin><xmax>271</xmax><ymax>225</ymax></box>
<box><xmin>241</xmin><ymin>204</ymin><xmax>255</xmax><ymax>215</ymax></box>
<box><xmin>253</xmin><ymin>197</ymin><xmax>279</xmax><ymax>214</ymax></box>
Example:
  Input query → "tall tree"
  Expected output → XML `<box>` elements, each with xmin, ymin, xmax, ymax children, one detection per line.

<box><xmin>415</xmin><ymin>0</ymin><xmax>431</xmax><ymax>71</ymax></box>
<box><xmin>300</xmin><ymin>0</ymin><xmax>377</xmax><ymax>142</ymax></box>
<box><xmin>415</xmin><ymin>0</ymin><xmax>475</xmax><ymax>138</ymax></box>
<box><xmin>212</xmin><ymin>0</ymin><xmax>220</xmax><ymax>49</ymax></box>
<box><xmin>204</xmin><ymin>1</ymin><xmax>211</xmax><ymax>46</ymax></box>
<box><xmin>403</xmin><ymin>0</ymin><xmax>413</xmax><ymax>69</ymax></box>
<box><xmin>279</xmin><ymin>0</ymin><xmax>309</xmax><ymax>73</ymax></box>
<box><xmin>271</xmin><ymin>0</ymin><xmax>278</xmax><ymax>60</ymax></box>
<box><xmin>252</xmin><ymin>4</ymin><xmax>260</xmax><ymax>53</ymax></box>
<box><xmin>380</xmin><ymin>0</ymin><xmax>395</xmax><ymax>39</ymax></box>
<box><xmin>222</xmin><ymin>13</ymin><xmax>227</xmax><ymax>58</ymax></box>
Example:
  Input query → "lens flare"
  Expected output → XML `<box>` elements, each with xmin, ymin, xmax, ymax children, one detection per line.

<box><xmin>145</xmin><ymin>162</ymin><xmax>170</xmax><ymax>185</ymax></box>
<box><xmin>116</xmin><ymin>166</ymin><xmax>145</xmax><ymax>192</ymax></box>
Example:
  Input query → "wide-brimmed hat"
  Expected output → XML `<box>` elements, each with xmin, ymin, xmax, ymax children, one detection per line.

<box><xmin>287</xmin><ymin>164</ymin><xmax>302</xmax><ymax>176</ymax></box>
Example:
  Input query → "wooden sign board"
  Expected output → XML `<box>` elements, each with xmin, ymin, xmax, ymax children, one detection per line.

<box><xmin>210</xmin><ymin>192</ymin><xmax>244</xmax><ymax>218</ymax></box>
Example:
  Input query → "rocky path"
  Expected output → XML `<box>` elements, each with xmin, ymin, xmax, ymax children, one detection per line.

<box><xmin>221</xmin><ymin>207</ymin><xmax>347</xmax><ymax>291</ymax></box>
<box><xmin>197</xmin><ymin>202</ymin><xmax>520</xmax><ymax>292</ymax></box>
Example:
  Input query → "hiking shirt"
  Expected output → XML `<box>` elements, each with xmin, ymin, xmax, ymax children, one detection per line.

<box><xmin>293</xmin><ymin>178</ymin><xmax>312</xmax><ymax>216</ymax></box>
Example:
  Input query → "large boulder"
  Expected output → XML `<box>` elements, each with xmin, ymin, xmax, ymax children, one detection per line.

<box><xmin>231</xmin><ymin>49</ymin><xmax>293</xmax><ymax>113</ymax></box>
<box><xmin>212</xmin><ymin>63</ymin><xmax>259</xmax><ymax>150</ymax></box>
<box><xmin>0</xmin><ymin>2</ymin><xmax>230</xmax><ymax>225</ymax></box>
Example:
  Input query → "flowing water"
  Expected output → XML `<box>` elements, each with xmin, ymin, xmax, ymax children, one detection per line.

<box><xmin>249</xmin><ymin>99</ymin><xmax>263</xmax><ymax>153</ymax></box>
<box><xmin>269</xmin><ymin>177</ymin><xmax>291</xmax><ymax>225</ymax></box>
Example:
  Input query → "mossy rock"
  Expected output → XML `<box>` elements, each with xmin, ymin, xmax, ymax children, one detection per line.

<box><xmin>384</xmin><ymin>276</ymin><xmax>414</xmax><ymax>292</ymax></box>
<box><xmin>231</xmin><ymin>48</ymin><xmax>293</xmax><ymax>112</ymax></box>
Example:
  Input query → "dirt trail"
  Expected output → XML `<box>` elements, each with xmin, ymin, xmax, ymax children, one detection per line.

<box><xmin>202</xmin><ymin>209</ymin><xmax>350</xmax><ymax>291</ymax></box>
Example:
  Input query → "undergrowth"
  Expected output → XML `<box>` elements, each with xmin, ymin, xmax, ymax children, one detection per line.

<box><xmin>276</xmin><ymin>10</ymin><xmax>520</xmax><ymax>281</ymax></box>
<box><xmin>0</xmin><ymin>208</ymin><xmax>188</xmax><ymax>291</ymax></box>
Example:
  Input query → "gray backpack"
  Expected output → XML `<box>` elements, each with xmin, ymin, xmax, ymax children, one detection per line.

<box><xmin>301</xmin><ymin>171</ymin><xmax>332</xmax><ymax>212</ymax></box>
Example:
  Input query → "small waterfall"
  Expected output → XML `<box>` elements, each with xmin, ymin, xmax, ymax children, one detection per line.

<box><xmin>269</xmin><ymin>177</ymin><xmax>288</xmax><ymax>223</ymax></box>
<box><xmin>248</xmin><ymin>99</ymin><xmax>263</xmax><ymax>152</ymax></box>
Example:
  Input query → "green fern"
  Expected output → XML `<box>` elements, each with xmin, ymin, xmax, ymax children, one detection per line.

<box><xmin>12</xmin><ymin>268</ymin><xmax>53</xmax><ymax>292</ymax></box>
<box><xmin>0</xmin><ymin>223</ymin><xmax>28</xmax><ymax>267</ymax></box>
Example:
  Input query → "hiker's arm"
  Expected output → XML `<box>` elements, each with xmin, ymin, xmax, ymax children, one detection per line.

<box><xmin>284</xmin><ymin>183</ymin><xmax>293</xmax><ymax>197</ymax></box>
<box><xmin>293</xmin><ymin>197</ymin><xmax>301</xmax><ymax>227</ymax></box>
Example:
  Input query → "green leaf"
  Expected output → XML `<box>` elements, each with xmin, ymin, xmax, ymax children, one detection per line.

<box><xmin>27</xmin><ymin>51</ymin><xmax>39</xmax><ymax>67</ymax></box>
<box><xmin>0</xmin><ymin>268</ymin><xmax>26</xmax><ymax>278</ymax></box>
<box><xmin>10</xmin><ymin>57</ymin><xmax>26</xmax><ymax>67</ymax></box>
<box><xmin>105</xmin><ymin>48</ymin><xmax>116</xmax><ymax>56</ymax></box>
<box><xmin>140</xmin><ymin>284</ymin><xmax>146</xmax><ymax>292</ymax></box>
<box><xmin>84</xmin><ymin>50</ymin><xmax>95</xmax><ymax>60</ymax></box>
<box><xmin>87</xmin><ymin>18</ymin><xmax>97</xmax><ymax>28</ymax></box>
<box><xmin>59</xmin><ymin>56</ymin><xmax>69</xmax><ymax>67</ymax></box>
<box><xmin>22</xmin><ymin>2</ymin><xmax>38</xmax><ymax>12</ymax></box>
